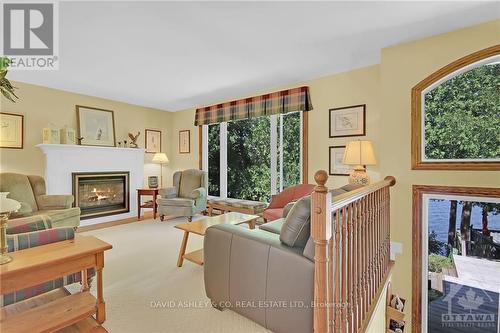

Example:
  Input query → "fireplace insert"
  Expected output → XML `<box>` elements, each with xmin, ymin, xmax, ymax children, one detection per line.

<box><xmin>72</xmin><ymin>172</ymin><xmax>130</xmax><ymax>219</ymax></box>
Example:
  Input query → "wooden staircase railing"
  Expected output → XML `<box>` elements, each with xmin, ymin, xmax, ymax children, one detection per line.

<box><xmin>310</xmin><ymin>170</ymin><xmax>396</xmax><ymax>333</ymax></box>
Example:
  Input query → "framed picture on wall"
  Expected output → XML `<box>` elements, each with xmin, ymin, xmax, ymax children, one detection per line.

<box><xmin>329</xmin><ymin>104</ymin><xmax>366</xmax><ymax>138</ymax></box>
<box><xmin>329</xmin><ymin>146</ymin><xmax>352</xmax><ymax>176</ymax></box>
<box><xmin>76</xmin><ymin>105</ymin><xmax>116</xmax><ymax>147</ymax></box>
<box><xmin>145</xmin><ymin>129</ymin><xmax>162</xmax><ymax>153</ymax></box>
<box><xmin>179</xmin><ymin>130</ymin><xmax>190</xmax><ymax>154</ymax></box>
<box><xmin>0</xmin><ymin>112</ymin><xmax>24</xmax><ymax>149</ymax></box>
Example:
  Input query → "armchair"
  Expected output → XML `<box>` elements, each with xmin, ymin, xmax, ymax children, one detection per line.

<box><xmin>0</xmin><ymin>173</ymin><xmax>80</xmax><ymax>228</ymax></box>
<box><xmin>156</xmin><ymin>169</ymin><xmax>208</xmax><ymax>222</ymax></box>
<box><xmin>1</xmin><ymin>215</ymin><xmax>94</xmax><ymax>306</ymax></box>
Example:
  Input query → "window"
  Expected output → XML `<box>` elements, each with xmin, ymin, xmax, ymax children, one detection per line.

<box><xmin>411</xmin><ymin>46</ymin><xmax>500</xmax><ymax>170</ymax></box>
<box><xmin>203</xmin><ymin>112</ymin><xmax>305</xmax><ymax>202</ymax></box>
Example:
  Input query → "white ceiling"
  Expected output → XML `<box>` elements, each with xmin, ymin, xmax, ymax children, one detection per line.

<box><xmin>9</xmin><ymin>1</ymin><xmax>500</xmax><ymax>111</ymax></box>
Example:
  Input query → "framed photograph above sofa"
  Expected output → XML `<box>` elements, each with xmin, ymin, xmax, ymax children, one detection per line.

<box><xmin>329</xmin><ymin>104</ymin><xmax>366</xmax><ymax>138</ymax></box>
<box><xmin>329</xmin><ymin>146</ymin><xmax>352</xmax><ymax>176</ymax></box>
<box><xmin>0</xmin><ymin>112</ymin><xmax>24</xmax><ymax>149</ymax></box>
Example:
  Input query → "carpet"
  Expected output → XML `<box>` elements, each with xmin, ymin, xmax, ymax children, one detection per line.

<box><xmin>77</xmin><ymin>216</ymin><xmax>270</xmax><ymax>333</ymax></box>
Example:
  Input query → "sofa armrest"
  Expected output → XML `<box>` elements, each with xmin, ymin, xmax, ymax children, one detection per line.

<box><xmin>36</xmin><ymin>194</ymin><xmax>73</xmax><ymax>210</ymax></box>
<box><xmin>7</xmin><ymin>227</ymin><xmax>75</xmax><ymax>252</ymax></box>
<box><xmin>159</xmin><ymin>187</ymin><xmax>177</xmax><ymax>198</ymax></box>
<box><xmin>204</xmin><ymin>224</ymin><xmax>314</xmax><ymax>333</ymax></box>
<box><xmin>7</xmin><ymin>215</ymin><xmax>52</xmax><ymax>234</ymax></box>
<box><xmin>190</xmin><ymin>187</ymin><xmax>207</xmax><ymax>200</ymax></box>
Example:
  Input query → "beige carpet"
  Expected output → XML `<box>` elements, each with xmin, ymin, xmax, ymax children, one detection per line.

<box><xmin>78</xmin><ymin>216</ymin><xmax>270</xmax><ymax>333</ymax></box>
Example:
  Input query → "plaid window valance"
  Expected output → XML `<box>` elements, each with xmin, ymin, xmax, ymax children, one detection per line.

<box><xmin>194</xmin><ymin>86</ymin><xmax>313</xmax><ymax>126</ymax></box>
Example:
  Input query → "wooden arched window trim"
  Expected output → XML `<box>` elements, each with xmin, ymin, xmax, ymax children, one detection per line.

<box><xmin>411</xmin><ymin>44</ymin><xmax>500</xmax><ymax>170</ymax></box>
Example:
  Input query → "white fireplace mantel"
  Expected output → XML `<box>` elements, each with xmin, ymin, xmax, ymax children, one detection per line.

<box><xmin>36</xmin><ymin>144</ymin><xmax>145</xmax><ymax>226</ymax></box>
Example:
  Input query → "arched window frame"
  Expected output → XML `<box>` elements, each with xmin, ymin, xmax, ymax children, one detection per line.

<box><xmin>411</xmin><ymin>45</ymin><xmax>500</xmax><ymax>170</ymax></box>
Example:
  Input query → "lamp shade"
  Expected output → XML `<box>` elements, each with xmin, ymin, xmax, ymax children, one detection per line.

<box><xmin>152</xmin><ymin>152</ymin><xmax>169</xmax><ymax>164</ymax></box>
<box><xmin>0</xmin><ymin>192</ymin><xmax>21</xmax><ymax>214</ymax></box>
<box><xmin>343</xmin><ymin>140</ymin><xmax>377</xmax><ymax>166</ymax></box>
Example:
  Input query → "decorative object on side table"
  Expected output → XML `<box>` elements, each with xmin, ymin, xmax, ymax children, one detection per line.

<box><xmin>152</xmin><ymin>152</ymin><xmax>169</xmax><ymax>187</ymax></box>
<box><xmin>76</xmin><ymin>105</ymin><xmax>116</xmax><ymax>147</ymax></box>
<box><xmin>329</xmin><ymin>104</ymin><xmax>366</xmax><ymax>138</ymax></box>
<box><xmin>0</xmin><ymin>112</ymin><xmax>24</xmax><ymax>148</ymax></box>
<box><xmin>145</xmin><ymin>129</ymin><xmax>161</xmax><ymax>153</ymax></box>
<box><xmin>148</xmin><ymin>176</ymin><xmax>159</xmax><ymax>189</ymax></box>
<box><xmin>0</xmin><ymin>192</ymin><xmax>21</xmax><ymax>264</ymax></box>
<box><xmin>179</xmin><ymin>129</ymin><xmax>190</xmax><ymax>154</ymax></box>
<box><xmin>329</xmin><ymin>146</ymin><xmax>352</xmax><ymax>176</ymax></box>
<box><xmin>128</xmin><ymin>132</ymin><xmax>140</xmax><ymax>148</ymax></box>
<box><xmin>343</xmin><ymin>140</ymin><xmax>377</xmax><ymax>185</ymax></box>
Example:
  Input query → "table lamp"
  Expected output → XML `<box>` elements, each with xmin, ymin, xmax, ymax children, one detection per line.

<box><xmin>343</xmin><ymin>140</ymin><xmax>377</xmax><ymax>186</ymax></box>
<box><xmin>0</xmin><ymin>192</ymin><xmax>21</xmax><ymax>264</ymax></box>
<box><xmin>152</xmin><ymin>152</ymin><xmax>169</xmax><ymax>187</ymax></box>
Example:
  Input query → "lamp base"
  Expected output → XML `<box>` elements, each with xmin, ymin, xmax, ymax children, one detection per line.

<box><xmin>348</xmin><ymin>169</ymin><xmax>370</xmax><ymax>186</ymax></box>
<box><xmin>0</xmin><ymin>254</ymin><xmax>12</xmax><ymax>265</ymax></box>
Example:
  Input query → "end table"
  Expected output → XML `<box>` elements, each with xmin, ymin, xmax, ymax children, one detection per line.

<box><xmin>137</xmin><ymin>188</ymin><xmax>159</xmax><ymax>220</ymax></box>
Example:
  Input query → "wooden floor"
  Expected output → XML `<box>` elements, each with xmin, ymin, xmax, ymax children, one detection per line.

<box><xmin>1</xmin><ymin>288</ymin><xmax>108</xmax><ymax>333</ymax></box>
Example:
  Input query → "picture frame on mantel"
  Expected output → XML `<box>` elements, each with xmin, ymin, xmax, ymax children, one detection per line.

<box><xmin>179</xmin><ymin>129</ymin><xmax>190</xmax><ymax>154</ymax></box>
<box><xmin>76</xmin><ymin>105</ymin><xmax>116</xmax><ymax>147</ymax></box>
<box><xmin>145</xmin><ymin>129</ymin><xmax>162</xmax><ymax>153</ymax></box>
<box><xmin>0</xmin><ymin>112</ymin><xmax>24</xmax><ymax>149</ymax></box>
<box><xmin>329</xmin><ymin>104</ymin><xmax>366</xmax><ymax>138</ymax></box>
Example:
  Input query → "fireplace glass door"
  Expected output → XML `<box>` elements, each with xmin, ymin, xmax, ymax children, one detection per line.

<box><xmin>72</xmin><ymin>172</ymin><xmax>130</xmax><ymax>219</ymax></box>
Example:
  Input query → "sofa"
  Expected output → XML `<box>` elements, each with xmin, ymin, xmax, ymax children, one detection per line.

<box><xmin>0</xmin><ymin>173</ymin><xmax>80</xmax><ymax>228</ymax></box>
<box><xmin>156</xmin><ymin>169</ymin><xmax>208</xmax><ymax>222</ymax></box>
<box><xmin>204</xmin><ymin>183</ymin><xmax>361</xmax><ymax>333</ymax></box>
<box><xmin>1</xmin><ymin>215</ymin><xmax>94</xmax><ymax>306</ymax></box>
<box><xmin>262</xmin><ymin>183</ymin><xmax>315</xmax><ymax>222</ymax></box>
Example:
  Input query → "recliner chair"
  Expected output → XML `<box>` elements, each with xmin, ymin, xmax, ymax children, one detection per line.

<box><xmin>156</xmin><ymin>169</ymin><xmax>208</xmax><ymax>221</ymax></box>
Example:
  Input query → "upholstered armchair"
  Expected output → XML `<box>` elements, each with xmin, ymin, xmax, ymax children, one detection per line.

<box><xmin>0</xmin><ymin>173</ymin><xmax>80</xmax><ymax>228</ymax></box>
<box><xmin>2</xmin><ymin>215</ymin><xmax>94</xmax><ymax>306</ymax></box>
<box><xmin>156</xmin><ymin>169</ymin><xmax>208</xmax><ymax>222</ymax></box>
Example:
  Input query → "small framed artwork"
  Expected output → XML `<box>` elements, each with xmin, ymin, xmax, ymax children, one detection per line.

<box><xmin>76</xmin><ymin>105</ymin><xmax>116</xmax><ymax>147</ymax></box>
<box><xmin>0</xmin><ymin>112</ymin><xmax>24</xmax><ymax>149</ymax></box>
<box><xmin>329</xmin><ymin>146</ymin><xmax>352</xmax><ymax>176</ymax></box>
<box><xmin>145</xmin><ymin>129</ymin><xmax>162</xmax><ymax>153</ymax></box>
<box><xmin>329</xmin><ymin>104</ymin><xmax>366</xmax><ymax>138</ymax></box>
<box><xmin>179</xmin><ymin>130</ymin><xmax>190</xmax><ymax>154</ymax></box>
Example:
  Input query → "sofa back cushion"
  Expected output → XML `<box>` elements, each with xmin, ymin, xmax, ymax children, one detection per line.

<box><xmin>280</xmin><ymin>195</ymin><xmax>311</xmax><ymax>248</ymax></box>
<box><xmin>0</xmin><ymin>173</ymin><xmax>38</xmax><ymax>211</ymax></box>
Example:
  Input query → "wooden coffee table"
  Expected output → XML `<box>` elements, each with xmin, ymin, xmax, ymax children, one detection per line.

<box><xmin>175</xmin><ymin>212</ymin><xmax>259</xmax><ymax>267</ymax></box>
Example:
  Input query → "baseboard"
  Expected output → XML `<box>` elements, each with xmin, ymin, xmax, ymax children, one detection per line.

<box><xmin>77</xmin><ymin>211</ymin><xmax>154</xmax><ymax>232</ymax></box>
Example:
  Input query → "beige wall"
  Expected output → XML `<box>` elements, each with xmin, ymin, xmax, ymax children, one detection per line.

<box><xmin>167</xmin><ymin>20</ymin><xmax>500</xmax><ymax>331</ymax></box>
<box><xmin>379</xmin><ymin>20</ymin><xmax>500</xmax><ymax>329</ymax></box>
<box><xmin>0</xmin><ymin>82</ymin><xmax>172</xmax><ymax>186</ymax></box>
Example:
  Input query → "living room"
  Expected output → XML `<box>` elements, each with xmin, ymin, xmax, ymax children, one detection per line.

<box><xmin>0</xmin><ymin>2</ymin><xmax>499</xmax><ymax>333</ymax></box>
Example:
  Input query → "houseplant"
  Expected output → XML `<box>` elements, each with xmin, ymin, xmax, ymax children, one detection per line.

<box><xmin>0</xmin><ymin>57</ymin><xmax>18</xmax><ymax>102</ymax></box>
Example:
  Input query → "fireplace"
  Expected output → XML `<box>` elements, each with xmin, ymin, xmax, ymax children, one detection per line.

<box><xmin>72</xmin><ymin>172</ymin><xmax>130</xmax><ymax>219</ymax></box>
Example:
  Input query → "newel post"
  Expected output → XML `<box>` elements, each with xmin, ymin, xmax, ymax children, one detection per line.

<box><xmin>311</xmin><ymin>170</ymin><xmax>332</xmax><ymax>333</ymax></box>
